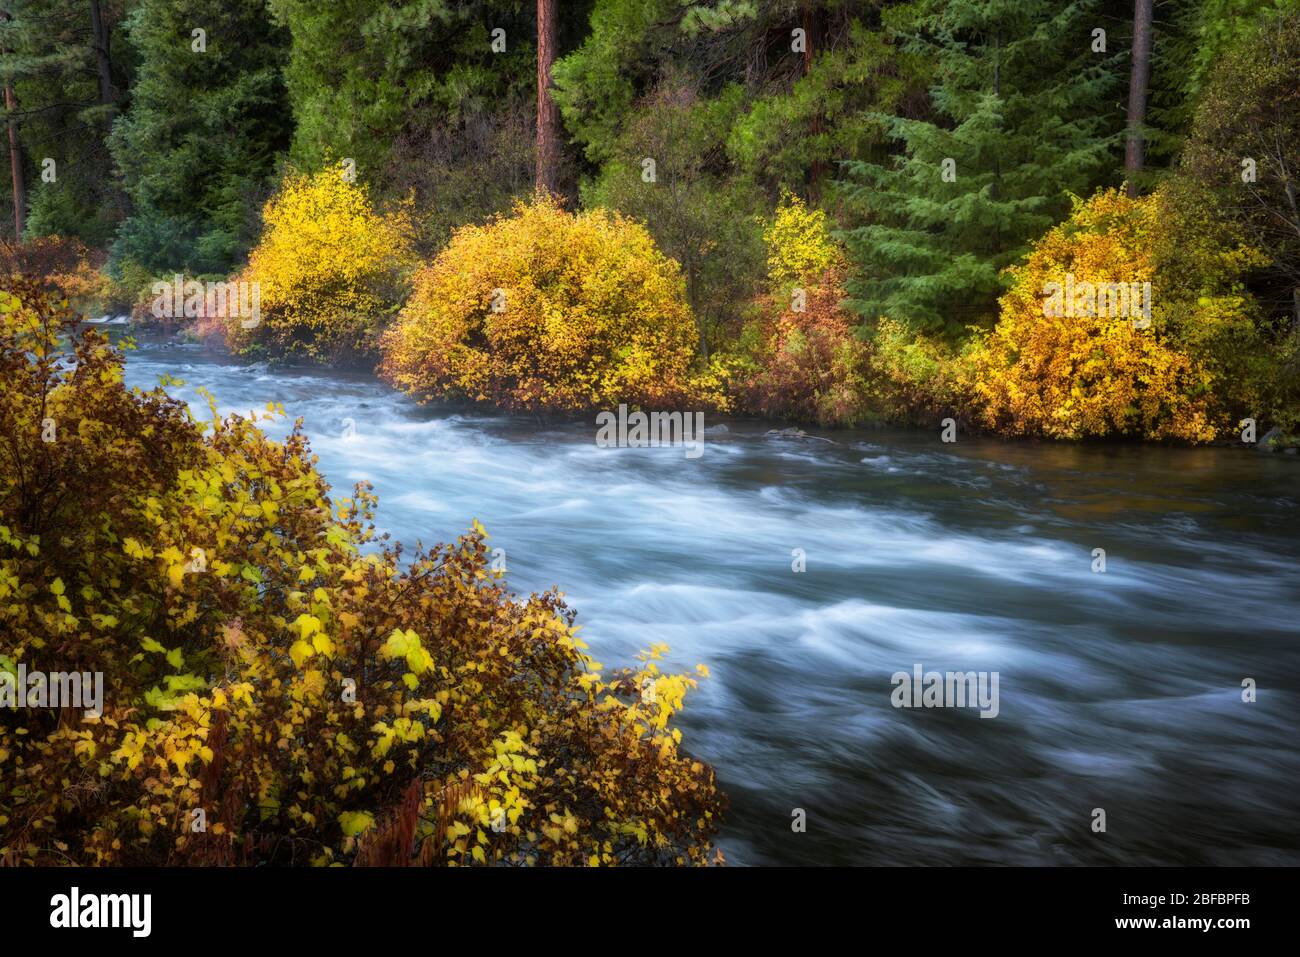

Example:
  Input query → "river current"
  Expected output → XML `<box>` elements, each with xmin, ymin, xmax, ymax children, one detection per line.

<box><xmin>124</xmin><ymin>340</ymin><xmax>1300</xmax><ymax>866</ymax></box>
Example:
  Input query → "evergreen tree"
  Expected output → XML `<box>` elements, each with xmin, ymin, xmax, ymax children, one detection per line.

<box><xmin>108</xmin><ymin>0</ymin><xmax>291</xmax><ymax>275</ymax></box>
<box><xmin>269</xmin><ymin>0</ymin><xmax>537</xmax><ymax>179</ymax></box>
<box><xmin>839</xmin><ymin>0</ymin><xmax>1122</xmax><ymax>334</ymax></box>
<box><xmin>0</xmin><ymin>0</ymin><xmax>129</xmax><ymax>244</ymax></box>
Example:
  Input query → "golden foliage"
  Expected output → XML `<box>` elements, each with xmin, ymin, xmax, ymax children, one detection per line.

<box><xmin>380</xmin><ymin>196</ymin><xmax>714</xmax><ymax>411</ymax></box>
<box><xmin>0</xmin><ymin>281</ymin><xmax>724</xmax><ymax>866</ymax></box>
<box><xmin>227</xmin><ymin>167</ymin><xmax>416</xmax><ymax>364</ymax></box>
<box><xmin>970</xmin><ymin>188</ymin><xmax>1222</xmax><ymax>442</ymax></box>
<box><xmin>763</xmin><ymin>193</ymin><xmax>843</xmax><ymax>293</ymax></box>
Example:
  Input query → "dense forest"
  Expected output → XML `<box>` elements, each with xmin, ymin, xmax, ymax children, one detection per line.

<box><xmin>1</xmin><ymin>0</ymin><xmax>1299</xmax><ymax>868</ymax></box>
<box><xmin>2</xmin><ymin>0</ymin><xmax>1298</xmax><ymax>442</ymax></box>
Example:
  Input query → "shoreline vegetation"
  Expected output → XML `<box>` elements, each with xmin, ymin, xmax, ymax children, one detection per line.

<box><xmin>0</xmin><ymin>278</ymin><xmax>725</xmax><ymax>866</ymax></box>
<box><xmin>69</xmin><ymin>317</ymin><xmax>1300</xmax><ymax>455</ymax></box>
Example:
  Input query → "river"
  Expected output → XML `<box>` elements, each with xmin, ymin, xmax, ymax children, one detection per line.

<box><xmin>123</xmin><ymin>339</ymin><xmax>1300</xmax><ymax>866</ymax></box>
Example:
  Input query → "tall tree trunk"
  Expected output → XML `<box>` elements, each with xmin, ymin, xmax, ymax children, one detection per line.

<box><xmin>3</xmin><ymin>78</ymin><xmax>20</xmax><ymax>239</ymax></box>
<box><xmin>0</xmin><ymin>11</ymin><xmax>23</xmax><ymax>238</ymax></box>
<box><xmin>89</xmin><ymin>0</ymin><xmax>115</xmax><ymax>106</ymax></box>
<box><xmin>1125</xmin><ymin>0</ymin><xmax>1154</xmax><ymax>197</ymax></box>
<box><xmin>535</xmin><ymin>0</ymin><xmax>559</xmax><ymax>196</ymax></box>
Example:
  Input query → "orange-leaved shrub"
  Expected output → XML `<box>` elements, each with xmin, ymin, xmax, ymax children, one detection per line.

<box><xmin>0</xmin><ymin>237</ymin><xmax>108</xmax><ymax>312</ymax></box>
<box><xmin>741</xmin><ymin>267</ymin><xmax>872</xmax><ymax>426</ymax></box>
<box><xmin>0</xmin><ymin>280</ymin><xmax>724</xmax><ymax>866</ymax></box>
<box><xmin>971</xmin><ymin>188</ymin><xmax>1229</xmax><ymax>442</ymax></box>
<box><xmin>738</xmin><ymin>195</ymin><xmax>870</xmax><ymax>426</ymax></box>
<box><xmin>225</xmin><ymin>167</ymin><xmax>416</xmax><ymax>365</ymax></box>
<box><xmin>380</xmin><ymin>196</ymin><xmax>714</xmax><ymax>411</ymax></box>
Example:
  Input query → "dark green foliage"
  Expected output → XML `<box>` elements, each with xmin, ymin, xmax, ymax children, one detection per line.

<box><xmin>108</xmin><ymin>0</ymin><xmax>291</xmax><ymax>275</ymax></box>
<box><xmin>838</xmin><ymin>0</ymin><xmax>1123</xmax><ymax>335</ymax></box>
<box><xmin>270</xmin><ymin>0</ymin><xmax>535</xmax><ymax>177</ymax></box>
<box><xmin>0</xmin><ymin>0</ymin><xmax>129</xmax><ymax>245</ymax></box>
<box><xmin>582</xmin><ymin>77</ymin><xmax>764</xmax><ymax>354</ymax></box>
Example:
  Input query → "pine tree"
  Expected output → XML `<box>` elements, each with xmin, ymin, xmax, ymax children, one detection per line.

<box><xmin>0</xmin><ymin>0</ymin><xmax>128</xmax><ymax>244</ymax></box>
<box><xmin>536</xmin><ymin>0</ymin><xmax>559</xmax><ymax>195</ymax></box>
<box><xmin>839</xmin><ymin>0</ymin><xmax>1122</xmax><ymax>335</ymax></box>
<box><xmin>108</xmin><ymin>0</ymin><xmax>292</xmax><ymax>274</ymax></box>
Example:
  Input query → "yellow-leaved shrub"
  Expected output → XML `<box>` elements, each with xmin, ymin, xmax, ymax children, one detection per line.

<box><xmin>380</xmin><ymin>196</ymin><xmax>713</xmax><ymax>411</ymax></box>
<box><xmin>971</xmin><ymin>188</ymin><xmax>1222</xmax><ymax>442</ymax></box>
<box><xmin>225</xmin><ymin>168</ymin><xmax>416</xmax><ymax>364</ymax></box>
<box><xmin>0</xmin><ymin>281</ymin><xmax>723</xmax><ymax>866</ymax></box>
<box><xmin>762</xmin><ymin>193</ymin><xmax>842</xmax><ymax>294</ymax></box>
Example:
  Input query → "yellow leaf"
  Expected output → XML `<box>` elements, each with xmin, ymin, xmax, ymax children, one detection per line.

<box><xmin>339</xmin><ymin>811</ymin><xmax>375</xmax><ymax>837</ymax></box>
<box><xmin>289</xmin><ymin>639</ymin><xmax>314</xmax><ymax>668</ymax></box>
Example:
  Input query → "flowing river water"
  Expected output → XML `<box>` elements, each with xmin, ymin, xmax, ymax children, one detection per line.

<box><xmin>123</xmin><ymin>339</ymin><xmax>1300</xmax><ymax>866</ymax></box>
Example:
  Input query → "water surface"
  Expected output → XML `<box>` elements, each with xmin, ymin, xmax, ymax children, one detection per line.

<box><xmin>124</xmin><ymin>340</ymin><xmax>1300</xmax><ymax>866</ymax></box>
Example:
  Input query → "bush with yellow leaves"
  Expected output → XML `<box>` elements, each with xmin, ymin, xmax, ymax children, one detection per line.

<box><xmin>762</xmin><ymin>193</ymin><xmax>842</xmax><ymax>295</ymax></box>
<box><xmin>0</xmin><ymin>280</ymin><xmax>723</xmax><ymax>866</ymax></box>
<box><xmin>970</xmin><ymin>188</ymin><xmax>1239</xmax><ymax>442</ymax></box>
<box><xmin>380</xmin><ymin>196</ymin><xmax>715</xmax><ymax>412</ymax></box>
<box><xmin>225</xmin><ymin>168</ymin><xmax>416</xmax><ymax>365</ymax></box>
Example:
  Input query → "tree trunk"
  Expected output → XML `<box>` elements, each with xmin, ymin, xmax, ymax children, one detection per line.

<box><xmin>534</xmin><ymin>0</ymin><xmax>559</xmax><ymax>196</ymax></box>
<box><xmin>89</xmin><ymin>0</ymin><xmax>115</xmax><ymax>106</ymax></box>
<box><xmin>0</xmin><ymin>11</ymin><xmax>23</xmax><ymax>238</ymax></box>
<box><xmin>1125</xmin><ymin>0</ymin><xmax>1154</xmax><ymax>197</ymax></box>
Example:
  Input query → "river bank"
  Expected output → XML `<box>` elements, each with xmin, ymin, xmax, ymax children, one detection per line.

<box><xmin>108</xmin><ymin>320</ymin><xmax>1300</xmax><ymax>454</ymax></box>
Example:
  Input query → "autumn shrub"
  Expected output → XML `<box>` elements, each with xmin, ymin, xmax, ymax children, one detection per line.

<box><xmin>381</xmin><ymin>196</ymin><xmax>713</xmax><ymax>412</ymax></box>
<box><xmin>862</xmin><ymin>316</ymin><xmax>974</xmax><ymax>424</ymax></box>
<box><xmin>226</xmin><ymin>168</ymin><xmax>416</xmax><ymax>365</ymax></box>
<box><xmin>736</xmin><ymin>196</ymin><xmax>872</xmax><ymax>426</ymax></box>
<box><xmin>0</xmin><ymin>280</ymin><xmax>723</xmax><ymax>866</ymax></box>
<box><xmin>969</xmin><ymin>188</ymin><xmax>1259</xmax><ymax>442</ymax></box>
<box><xmin>740</xmin><ymin>268</ymin><xmax>871</xmax><ymax>427</ymax></box>
<box><xmin>0</xmin><ymin>237</ymin><xmax>108</xmax><ymax>313</ymax></box>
